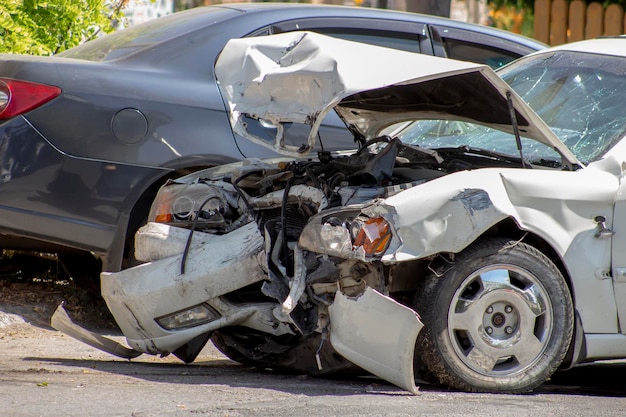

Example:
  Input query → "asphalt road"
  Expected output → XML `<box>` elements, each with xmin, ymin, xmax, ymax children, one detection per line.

<box><xmin>1</xmin><ymin>300</ymin><xmax>626</xmax><ymax>417</ymax></box>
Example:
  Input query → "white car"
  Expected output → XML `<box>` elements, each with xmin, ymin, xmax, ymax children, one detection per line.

<box><xmin>53</xmin><ymin>32</ymin><xmax>626</xmax><ymax>394</ymax></box>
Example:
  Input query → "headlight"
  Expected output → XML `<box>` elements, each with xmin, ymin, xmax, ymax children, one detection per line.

<box><xmin>149</xmin><ymin>182</ymin><xmax>235</xmax><ymax>226</ymax></box>
<box><xmin>351</xmin><ymin>216</ymin><xmax>392</xmax><ymax>256</ymax></box>
<box><xmin>156</xmin><ymin>303</ymin><xmax>220</xmax><ymax>330</ymax></box>
<box><xmin>299</xmin><ymin>208</ymin><xmax>394</xmax><ymax>259</ymax></box>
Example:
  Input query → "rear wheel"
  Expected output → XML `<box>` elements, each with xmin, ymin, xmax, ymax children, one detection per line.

<box><xmin>414</xmin><ymin>238</ymin><xmax>573</xmax><ymax>393</ymax></box>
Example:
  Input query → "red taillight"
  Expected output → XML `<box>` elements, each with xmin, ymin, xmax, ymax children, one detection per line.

<box><xmin>0</xmin><ymin>78</ymin><xmax>61</xmax><ymax>120</ymax></box>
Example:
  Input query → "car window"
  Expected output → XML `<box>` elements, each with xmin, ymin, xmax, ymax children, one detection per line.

<box><xmin>388</xmin><ymin>51</ymin><xmax>626</xmax><ymax>167</ymax></box>
<box><xmin>239</xmin><ymin>115</ymin><xmax>357</xmax><ymax>153</ymax></box>
<box><xmin>271</xmin><ymin>18</ymin><xmax>426</xmax><ymax>54</ymax></box>
<box><xmin>429</xmin><ymin>25</ymin><xmax>531</xmax><ymax>69</ymax></box>
<box><xmin>440</xmin><ymin>38</ymin><xmax>518</xmax><ymax>68</ymax></box>
<box><xmin>58</xmin><ymin>7</ymin><xmax>236</xmax><ymax>61</ymax></box>
<box><xmin>308</xmin><ymin>28</ymin><xmax>421</xmax><ymax>54</ymax></box>
<box><xmin>498</xmin><ymin>51</ymin><xmax>626</xmax><ymax>164</ymax></box>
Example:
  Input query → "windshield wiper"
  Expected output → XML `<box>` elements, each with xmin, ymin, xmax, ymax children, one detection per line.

<box><xmin>437</xmin><ymin>145</ymin><xmax>525</xmax><ymax>165</ymax></box>
<box><xmin>506</xmin><ymin>91</ymin><xmax>527</xmax><ymax>168</ymax></box>
<box><xmin>527</xmin><ymin>157</ymin><xmax>562</xmax><ymax>168</ymax></box>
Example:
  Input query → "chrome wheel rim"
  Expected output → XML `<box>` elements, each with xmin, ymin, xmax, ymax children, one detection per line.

<box><xmin>447</xmin><ymin>264</ymin><xmax>553</xmax><ymax>377</ymax></box>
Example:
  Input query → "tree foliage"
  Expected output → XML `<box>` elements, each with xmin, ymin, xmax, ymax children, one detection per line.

<box><xmin>0</xmin><ymin>0</ymin><xmax>127</xmax><ymax>55</ymax></box>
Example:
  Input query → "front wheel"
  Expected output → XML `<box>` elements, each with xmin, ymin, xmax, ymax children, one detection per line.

<box><xmin>414</xmin><ymin>238</ymin><xmax>573</xmax><ymax>393</ymax></box>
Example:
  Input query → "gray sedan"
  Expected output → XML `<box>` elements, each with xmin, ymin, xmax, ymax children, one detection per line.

<box><xmin>0</xmin><ymin>4</ymin><xmax>544</xmax><ymax>276</ymax></box>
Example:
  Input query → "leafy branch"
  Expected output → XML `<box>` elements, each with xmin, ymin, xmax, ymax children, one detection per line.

<box><xmin>0</xmin><ymin>0</ymin><xmax>129</xmax><ymax>55</ymax></box>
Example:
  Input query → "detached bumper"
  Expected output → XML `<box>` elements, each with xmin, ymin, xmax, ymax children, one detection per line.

<box><xmin>101</xmin><ymin>222</ymin><xmax>268</xmax><ymax>355</ymax></box>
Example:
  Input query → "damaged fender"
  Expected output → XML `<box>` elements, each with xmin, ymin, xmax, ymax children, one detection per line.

<box><xmin>328</xmin><ymin>287</ymin><xmax>423</xmax><ymax>394</ymax></box>
<box><xmin>379</xmin><ymin>170</ymin><xmax>517</xmax><ymax>262</ymax></box>
<box><xmin>298</xmin><ymin>178</ymin><xmax>510</xmax><ymax>264</ymax></box>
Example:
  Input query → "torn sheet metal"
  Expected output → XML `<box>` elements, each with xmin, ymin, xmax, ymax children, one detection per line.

<box><xmin>379</xmin><ymin>170</ymin><xmax>511</xmax><ymax>262</ymax></box>
<box><xmin>328</xmin><ymin>287</ymin><xmax>423</xmax><ymax>394</ymax></box>
<box><xmin>51</xmin><ymin>303</ymin><xmax>142</xmax><ymax>359</ymax></box>
<box><xmin>215</xmin><ymin>31</ymin><xmax>579</xmax><ymax>166</ymax></box>
<box><xmin>100</xmin><ymin>221</ymin><xmax>267</xmax><ymax>354</ymax></box>
<box><xmin>249</xmin><ymin>184</ymin><xmax>328</xmax><ymax>212</ymax></box>
<box><xmin>134</xmin><ymin>221</ymin><xmax>229</xmax><ymax>262</ymax></box>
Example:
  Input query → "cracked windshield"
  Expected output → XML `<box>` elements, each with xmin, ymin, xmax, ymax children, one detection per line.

<box><xmin>393</xmin><ymin>51</ymin><xmax>626</xmax><ymax>166</ymax></box>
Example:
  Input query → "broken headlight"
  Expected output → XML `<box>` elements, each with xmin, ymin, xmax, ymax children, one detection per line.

<box><xmin>351</xmin><ymin>216</ymin><xmax>392</xmax><ymax>256</ymax></box>
<box><xmin>299</xmin><ymin>208</ymin><xmax>393</xmax><ymax>259</ymax></box>
<box><xmin>148</xmin><ymin>181</ymin><xmax>237</xmax><ymax>228</ymax></box>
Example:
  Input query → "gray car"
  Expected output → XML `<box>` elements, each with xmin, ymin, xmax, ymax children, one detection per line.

<box><xmin>0</xmin><ymin>4</ymin><xmax>545</xmax><ymax>276</ymax></box>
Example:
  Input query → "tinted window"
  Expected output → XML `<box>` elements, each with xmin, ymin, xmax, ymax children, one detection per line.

<box><xmin>430</xmin><ymin>25</ymin><xmax>534</xmax><ymax>69</ymax></box>
<box><xmin>271</xmin><ymin>18</ymin><xmax>424</xmax><ymax>54</ymax></box>
<box><xmin>311</xmin><ymin>28</ymin><xmax>421</xmax><ymax>54</ymax></box>
<box><xmin>442</xmin><ymin>38</ymin><xmax>518</xmax><ymax>68</ymax></box>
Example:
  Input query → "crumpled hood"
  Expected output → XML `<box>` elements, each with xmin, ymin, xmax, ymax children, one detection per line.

<box><xmin>215</xmin><ymin>31</ymin><xmax>579</xmax><ymax>167</ymax></box>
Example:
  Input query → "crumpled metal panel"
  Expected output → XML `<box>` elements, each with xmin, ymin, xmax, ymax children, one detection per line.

<box><xmin>215</xmin><ymin>31</ymin><xmax>578</xmax><ymax>165</ymax></box>
<box><xmin>382</xmin><ymin>164</ymin><xmax>620</xmax><ymax>335</ymax></box>
<box><xmin>101</xmin><ymin>221</ymin><xmax>268</xmax><ymax>353</ymax></box>
<box><xmin>329</xmin><ymin>287</ymin><xmax>423</xmax><ymax>394</ymax></box>
<box><xmin>134</xmin><ymin>222</ymin><xmax>223</xmax><ymax>262</ymax></box>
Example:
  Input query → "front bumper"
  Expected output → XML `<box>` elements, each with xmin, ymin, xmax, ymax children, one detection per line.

<box><xmin>101</xmin><ymin>222</ymin><xmax>270</xmax><ymax>355</ymax></box>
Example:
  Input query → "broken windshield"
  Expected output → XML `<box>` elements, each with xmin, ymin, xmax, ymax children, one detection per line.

<box><xmin>499</xmin><ymin>51</ymin><xmax>626</xmax><ymax>164</ymax></box>
<box><xmin>388</xmin><ymin>120</ymin><xmax>561</xmax><ymax>167</ymax></box>
<box><xmin>390</xmin><ymin>51</ymin><xmax>626</xmax><ymax>166</ymax></box>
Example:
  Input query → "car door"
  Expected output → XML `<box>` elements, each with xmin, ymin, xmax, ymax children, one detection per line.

<box><xmin>611</xmin><ymin>173</ymin><xmax>626</xmax><ymax>333</ymax></box>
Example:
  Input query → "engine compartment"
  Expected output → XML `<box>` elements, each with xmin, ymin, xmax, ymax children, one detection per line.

<box><xmin>163</xmin><ymin>136</ymin><xmax>525</xmax><ymax>235</ymax></box>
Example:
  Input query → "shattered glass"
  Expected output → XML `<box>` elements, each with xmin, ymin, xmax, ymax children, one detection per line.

<box><xmin>500</xmin><ymin>51</ymin><xmax>626</xmax><ymax>164</ymax></box>
<box><xmin>391</xmin><ymin>120</ymin><xmax>561</xmax><ymax>167</ymax></box>
<box><xmin>388</xmin><ymin>51</ymin><xmax>626</xmax><ymax>167</ymax></box>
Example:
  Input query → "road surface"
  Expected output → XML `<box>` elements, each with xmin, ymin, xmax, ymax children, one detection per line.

<box><xmin>1</xmin><ymin>293</ymin><xmax>626</xmax><ymax>417</ymax></box>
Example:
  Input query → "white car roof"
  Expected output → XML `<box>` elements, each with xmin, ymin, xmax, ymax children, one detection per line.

<box><xmin>539</xmin><ymin>36</ymin><xmax>626</xmax><ymax>57</ymax></box>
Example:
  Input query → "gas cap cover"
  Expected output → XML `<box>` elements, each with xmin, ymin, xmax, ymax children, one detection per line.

<box><xmin>112</xmin><ymin>108</ymin><xmax>148</xmax><ymax>144</ymax></box>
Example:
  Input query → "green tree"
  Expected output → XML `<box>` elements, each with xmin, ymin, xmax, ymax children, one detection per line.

<box><xmin>0</xmin><ymin>0</ymin><xmax>127</xmax><ymax>55</ymax></box>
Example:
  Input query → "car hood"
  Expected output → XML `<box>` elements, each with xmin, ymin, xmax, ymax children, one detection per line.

<box><xmin>215</xmin><ymin>31</ymin><xmax>580</xmax><ymax>168</ymax></box>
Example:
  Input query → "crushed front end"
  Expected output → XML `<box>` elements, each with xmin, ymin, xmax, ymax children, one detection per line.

<box><xmin>103</xmin><ymin>142</ymin><xmax>434</xmax><ymax>392</ymax></box>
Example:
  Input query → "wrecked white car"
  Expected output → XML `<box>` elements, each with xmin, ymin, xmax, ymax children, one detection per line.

<box><xmin>53</xmin><ymin>33</ymin><xmax>626</xmax><ymax>394</ymax></box>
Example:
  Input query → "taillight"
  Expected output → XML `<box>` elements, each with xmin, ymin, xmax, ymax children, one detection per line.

<box><xmin>0</xmin><ymin>78</ymin><xmax>61</xmax><ymax>120</ymax></box>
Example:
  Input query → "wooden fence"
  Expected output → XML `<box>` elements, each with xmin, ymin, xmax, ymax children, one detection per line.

<box><xmin>535</xmin><ymin>0</ymin><xmax>625</xmax><ymax>45</ymax></box>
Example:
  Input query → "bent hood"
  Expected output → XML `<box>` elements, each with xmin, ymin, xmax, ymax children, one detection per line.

<box><xmin>215</xmin><ymin>31</ymin><xmax>579</xmax><ymax>167</ymax></box>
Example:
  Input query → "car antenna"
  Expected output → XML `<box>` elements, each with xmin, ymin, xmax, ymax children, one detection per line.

<box><xmin>506</xmin><ymin>91</ymin><xmax>526</xmax><ymax>168</ymax></box>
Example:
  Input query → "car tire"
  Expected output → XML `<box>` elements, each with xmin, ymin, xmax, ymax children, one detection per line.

<box><xmin>211</xmin><ymin>328</ymin><xmax>360</xmax><ymax>375</ymax></box>
<box><xmin>413</xmin><ymin>238</ymin><xmax>574</xmax><ymax>393</ymax></box>
<box><xmin>210</xmin><ymin>329</ymin><xmax>267</xmax><ymax>367</ymax></box>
